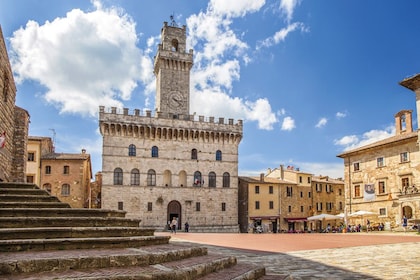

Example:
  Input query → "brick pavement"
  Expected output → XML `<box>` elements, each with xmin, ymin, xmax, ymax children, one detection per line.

<box><xmin>160</xmin><ymin>231</ymin><xmax>420</xmax><ymax>279</ymax></box>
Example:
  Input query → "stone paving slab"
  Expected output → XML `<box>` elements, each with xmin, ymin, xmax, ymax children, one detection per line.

<box><xmin>165</xmin><ymin>232</ymin><xmax>420</xmax><ymax>279</ymax></box>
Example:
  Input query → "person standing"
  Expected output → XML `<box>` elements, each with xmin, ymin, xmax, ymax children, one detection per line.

<box><xmin>402</xmin><ymin>215</ymin><xmax>408</xmax><ymax>232</ymax></box>
<box><xmin>170</xmin><ymin>217</ymin><xmax>178</xmax><ymax>234</ymax></box>
<box><xmin>184</xmin><ymin>222</ymin><xmax>189</xmax><ymax>232</ymax></box>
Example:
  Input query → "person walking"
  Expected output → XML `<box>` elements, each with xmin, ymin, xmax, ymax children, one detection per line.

<box><xmin>170</xmin><ymin>217</ymin><xmax>178</xmax><ymax>234</ymax></box>
<box><xmin>402</xmin><ymin>215</ymin><xmax>408</xmax><ymax>232</ymax></box>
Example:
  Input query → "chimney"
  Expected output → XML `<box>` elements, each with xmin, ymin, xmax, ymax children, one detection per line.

<box><xmin>260</xmin><ymin>173</ymin><xmax>265</xmax><ymax>182</ymax></box>
<box><xmin>81</xmin><ymin>149</ymin><xmax>86</xmax><ymax>154</ymax></box>
<box><xmin>280</xmin><ymin>164</ymin><xmax>284</xmax><ymax>180</ymax></box>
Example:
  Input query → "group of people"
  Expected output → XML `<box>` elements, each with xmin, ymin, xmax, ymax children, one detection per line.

<box><xmin>168</xmin><ymin>217</ymin><xmax>189</xmax><ymax>234</ymax></box>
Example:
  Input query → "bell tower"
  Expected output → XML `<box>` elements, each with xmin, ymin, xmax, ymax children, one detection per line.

<box><xmin>154</xmin><ymin>21</ymin><xmax>193</xmax><ymax>117</ymax></box>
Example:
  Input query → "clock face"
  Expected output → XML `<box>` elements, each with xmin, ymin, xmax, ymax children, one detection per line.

<box><xmin>168</xmin><ymin>91</ymin><xmax>183</xmax><ymax>109</ymax></box>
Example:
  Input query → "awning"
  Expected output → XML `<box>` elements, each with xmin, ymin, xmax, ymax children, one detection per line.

<box><xmin>250</xmin><ymin>216</ymin><xmax>280</xmax><ymax>220</ymax></box>
<box><xmin>284</xmin><ymin>217</ymin><xmax>307</xmax><ymax>222</ymax></box>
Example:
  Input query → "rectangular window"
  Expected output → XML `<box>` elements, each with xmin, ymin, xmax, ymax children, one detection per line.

<box><xmin>147</xmin><ymin>202</ymin><xmax>152</xmax><ymax>211</ymax></box>
<box><xmin>118</xmin><ymin>202</ymin><xmax>123</xmax><ymax>210</ymax></box>
<box><xmin>269</xmin><ymin>201</ymin><xmax>274</xmax><ymax>209</ymax></box>
<box><xmin>300</xmin><ymin>205</ymin><xmax>304</xmax><ymax>212</ymax></box>
<box><xmin>379</xmin><ymin>208</ymin><xmax>386</xmax><ymax>216</ymax></box>
<box><xmin>354</xmin><ymin>185</ymin><xmax>361</xmax><ymax>197</ymax></box>
<box><xmin>26</xmin><ymin>176</ymin><xmax>34</xmax><ymax>183</ymax></box>
<box><xmin>221</xmin><ymin>202</ymin><xmax>226</xmax><ymax>211</ymax></box>
<box><xmin>28</xmin><ymin>152</ymin><xmax>35</xmax><ymax>161</ymax></box>
<box><xmin>400</xmin><ymin>152</ymin><xmax>409</xmax><ymax>163</ymax></box>
<box><xmin>300</xmin><ymin>191</ymin><xmax>303</xmax><ymax>198</ymax></box>
<box><xmin>45</xmin><ymin>166</ymin><xmax>51</xmax><ymax>174</ymax></box>
<box><xmin>288</xmin><ymin>205</ymin><xmax>291</xmax><ymax>212</ymax></box>
<box><xmin>339</xmin><ymin>202</ymin><xmax>343</xmax><ymax>210</ymax></box>
<box><xmin>377</xmin><ymin>157</ymin><xmax>384</xmax><ymax>167</ymax></box>
<box><xmin>378</xmin><ymin>181</ymin><xmax>386</xmax><ymax>194</ymax></box>
<box><xmin>326</xmin><ymin>202</ymin><xmax>333</xmax><ymax>211</ymax></box>
<box><xmin>286</xmin><ymin>186</ymin><xmax>293</xmax><ymax>197</ymax></box>
<box><xmin>255</xmin><ymin>201</ymin><xmax>260</xmax><ymax>210</ymax></box>
<box><xmin>196</xmin><ymin>202</ymin><xmax>201</xmax><ymax>211</ymax></box>
<box><xmin>316</xmin><ymin>183</ymin><xmax>322</xmax><ymax>192</ymax></box>
<box><xmin>338</xmin><ymin>189</ymin><xmax>342</xmax><ymax>196</ymax></box>
<box><xmin>308</xmin><ymin>191</ymin><xmax>311</xmax><ymax>198</ymax></box>
<box><xmin>255</xmin><ymin>185</ymin><xmax>260</xmax><ymax>194</ymax></box>
<box><xmin>63</xmin><ymin>165</ymin><xmax>70</xmax><ymax>174</ymax></box>
<box><xmin>402</xmin><ymin>177</ymin><xmax>409</xmax><ymax>188</ymax></box>
<box><xmin>316</xmin><ymin>202</ymin><xmax>322</xmax><ymax>211</ymax></box>
<box><xmin>307</xmin><ymin>177</ymin><xmax>311</xmax><ymax>183</ymax></box>
<box><xmin>269</xmin><ymin>186</ymin><xmax>273</xmax><ymax>194</ymax></box>
<box><xmin>353</xmin><ymin>162</ymin><xmax>360</xmax><ymax>171</ymax></box>
<box><xmin>299</xmin><ymin>176</ymin><xmax>302</xmax><ymax>183</ymax></box>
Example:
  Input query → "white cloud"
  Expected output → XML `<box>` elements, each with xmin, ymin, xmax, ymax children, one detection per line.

<box><xmin>315</xmin><ymin>117</ymin><xmax>328</xmax><ymax>128</ymax></box>
<box><xmin>334</xmin><ymin>125</ymin><xmax>395</xmax><ymax>151</ymax></box>
<box><xmin>10</xmin><ymin>4</ymin><xmax>145</xmax><ymax>117</ymax></box>
<box><xmin>210</xmin><ymin>0</ymin><xmax>266</xmax><ymax>18</ymax></box>
<box><xmin>281</xmin><ymin>116</ymin><xmax>295</xmax><ymax>131</ymax></box>
<box><xmin>336</xmin><ymin>111</ymin><xmax>347</xmax><ymax>119</ymax></box>
<box><xmin>280</xmin><ymin>0</ymin><xmax>301</xmax><ymax>23</ymax></box>
<box><xmin>256</xmin><ymin>22</ymin><xmax>306</xmax><ymax>50</ymax></box>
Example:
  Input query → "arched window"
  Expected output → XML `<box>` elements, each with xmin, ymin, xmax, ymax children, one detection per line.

<box><xmin>128</xmin><ymin>144</ymin><xmax>136</xmax><ymax>156</ymax></box>
<box><xmin>61</xmin><ymin>183</ymin><xmax>70</xmax><ymax>196</ymax></box>
<box><xmin>152</xmin><ymin>146</ymin><xmax>159</xmax><ymax>158</ymax></box>
<box><xmin>223</xmin><ymin>172</ymin><xmax>230</xmax><ymax>188</ymax></box>
<box><xmin>45</xmin><ymin>165</ymin><xmax>51</xmax><ymax>174</ymax></box>
<box><xmin>208</xmin><ymin>172</ymin><xmax>216</xmax><ymax>188</ymax></box>
<box><xmin>191</xmin><ymin>149</ymin><xmax>198</xmax><ymax>160</ymax></box>
<box><xmin>194</xmin><ymin>171</ymin><xmax>202</xmax><ymax>187</ymax></box>
<box><xmin>130</xmin><ymin>168</ymin><xmax>140</xmax><ymax>185</ymax></box>
<box><xmin>216</xmin><ymin>150</ymin><xmax>222</xmax><ymax>161</ymax></box>
<box><xmin>114</xmin><ymin>168</ymin><xmax>123</xmax><ymax>185</ymax></box>
<box><xmin>147</xmin><ymin>169</ymin><xmax>156</xmax><ymax>186</ymax></box>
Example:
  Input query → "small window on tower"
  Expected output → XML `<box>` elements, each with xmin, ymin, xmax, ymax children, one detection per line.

<box><xmin>171</xmin><ymin>39</ymin><xmax>179</xmax><ymax>51</ymax></box>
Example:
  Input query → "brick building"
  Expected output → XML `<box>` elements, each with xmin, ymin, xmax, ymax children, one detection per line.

<box><xmin>0</xmin><ymin>25</ymin><xmax>29</xmax><ymax>183</ymax></box>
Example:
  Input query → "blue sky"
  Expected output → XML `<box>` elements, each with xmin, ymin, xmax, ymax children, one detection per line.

<box><xmin>1</xmin><ymin>0</ymin><xmax>419</xmax><ymax>179</ymax></box>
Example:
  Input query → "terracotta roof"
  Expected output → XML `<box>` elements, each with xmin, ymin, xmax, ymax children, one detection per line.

<box><xmin>239</xmin><ymin>176</ymin><xmax>296</xmax><ymax>184</ymax></box>
<box><xmin>337</xmin><ymin>131</ymin><xmax>418</xmax><ymax>158</ymax></box>
<box><xmin>311</xmin><ymin>176</ymin><xmax>344</xmax><ymax>184</ymax></box>
<box><xmin>42</xmin><ymin>152</ymin><xmax>90</xmax><ymax>160</ymax></box>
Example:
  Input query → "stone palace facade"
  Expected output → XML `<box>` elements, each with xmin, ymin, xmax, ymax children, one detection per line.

<box><xmin>100</xmin><ymin>22</ymin><xmax>243</xmax><ymax>232</ymax></box>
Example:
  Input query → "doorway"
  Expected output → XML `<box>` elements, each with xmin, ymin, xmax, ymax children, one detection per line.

<box><xmin>167</xmin><ymin>200</ymin><xmax>182</xmax><ymax>230</ymax></box>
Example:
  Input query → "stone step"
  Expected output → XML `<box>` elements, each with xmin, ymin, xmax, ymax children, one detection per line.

<box><xmin>0</xmin><ymin>188</ymin><xmax>49</xmax><ymax>196</ymax></box>
<box><xmin>0</xmin><ymin>235</ymin><xmax>170</xmax><ymax>252</ymax></box>
<box><xmin>0</xmin><ymin>208</ymin><xmax>126</xmax><ymax>218</ymax></box>
<box><xmin>0</xmin><ymin>243</ymin><xmax>207</xmax><ymax>275</ymax></box>
<box><xmin>0</xmin><ymin>227</ymin><xmax>155</xmax><ymax>240</ymax></box>
<box><xmin>0</xmin><ymin>183</ymin><xmax>38</xmax><ymax>190</ymax></box>
<box><xmin>0</xmin><ymin>253</ymin><xmax>238</xmax><ymax>280</ymax></box>
<box><xmin>0</xmin><ymin>202</ymin><xmax>70</xmax><ymax>208</ymax></box>
<box><xmin>0</xmin><ymin>194</ymin><xmax>61</xmax><ymax>203</ymax></box>
<box><xmin>0</xmin><ymin>216</ymin><xmax>142</xmax><ymax>228</ymax></box>
<box><xmin>199</xmin><ymin>262</ymin><xmax>266</xmax><ymax>280</ymax></box>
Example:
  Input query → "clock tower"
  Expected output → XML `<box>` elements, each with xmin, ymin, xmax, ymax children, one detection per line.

<box><xmin>154</xmin><ymin>22</ymin><xmax>193</xmax><ymax>116</ymax></box>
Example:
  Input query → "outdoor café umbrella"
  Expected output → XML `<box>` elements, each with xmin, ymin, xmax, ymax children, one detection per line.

<box><xmin>349</xmin><ymin>210</ymin><xmax>377</xmax><ymax>229</ymax></box>
<box><xmin>307</xmin><ymin>213</ymin><xmax>342</xmax><ymax>231</ymax></box>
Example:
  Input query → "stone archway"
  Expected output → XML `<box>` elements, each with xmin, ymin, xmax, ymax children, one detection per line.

<box><xmin>402</xmin><ymin>205</ymin><xmax>413</xmax><ymax>219</ymax></box>
<box><xmin>167</xmin><ymin>200</ymin><xmax>182</xmax><ymax>230</ymax></box>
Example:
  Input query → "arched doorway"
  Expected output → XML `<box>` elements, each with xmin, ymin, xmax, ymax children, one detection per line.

<box><xmin>402</xmin><ymin>205</ymin><xmax>413</xmax><ymax>219</ymax></box>
<box><xmin>167</xmin><ymin>200</ymin><xmax>182</xmax><ymax>230</ymax></box>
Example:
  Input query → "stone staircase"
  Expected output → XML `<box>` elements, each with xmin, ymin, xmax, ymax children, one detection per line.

<box><xmin>0</xmin><ymin>182</ymin><xmax>266</xmax><ymax>279</ymax></box>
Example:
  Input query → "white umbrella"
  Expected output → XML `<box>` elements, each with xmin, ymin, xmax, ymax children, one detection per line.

<box><xmin>307</xmin><ymin>213</ymin><xmax>343</xmax><ymax>221</ymax></box>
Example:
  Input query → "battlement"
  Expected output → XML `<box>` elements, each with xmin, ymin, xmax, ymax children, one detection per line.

<box><xmin>99</xmin><ymin>106</ymin><xmax>243</xmax><ymax>127</ymax></box>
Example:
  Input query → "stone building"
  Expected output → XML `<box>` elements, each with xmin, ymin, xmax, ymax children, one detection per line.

<box><xmin>99</xmin><ymin>22</ymin><xmax>243</xmax><ymax>232</ymax></box>
<box><xmin>26</xmin><ymin>136</ymin><xmax>54</xmax><ymax>186</ymax></box>
<box><xmin>0</xmin><ymin>25</ymin><xmax>29</xmax><ymax>183</ymax></box>
<box><xmin>40</xmin><ymin>149</ymin><xmax>92</xmax><ymax>208</ymax></box>
<box><xmin>337</xmin><ymin>73</ymin><xmax>420</xmax><ymax>230</ymax></box>
<box><xmin>239</xmin><ymin>166</ymin><xmax>344</xmax><ymax>233</ymax></box>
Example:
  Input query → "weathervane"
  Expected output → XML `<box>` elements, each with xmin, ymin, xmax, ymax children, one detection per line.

<box><xmin>170</xmin><ymin>13</ymin><xmax>177</xmax><ymax>27</ymax></box>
